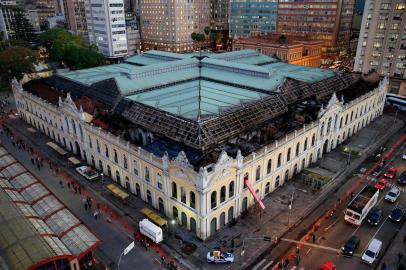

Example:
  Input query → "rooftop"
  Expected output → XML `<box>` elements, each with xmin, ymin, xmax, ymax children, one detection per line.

<box><xmin>234</xmin><ymin>34</ymin><xmax>325</xmax><ymax>48</ymax></box>
<box><xmin>0</xmin><ymin>146</ymin><xmax>100</xmax><ymax>270</ymax></box>
<box><xmin>24</xmin><ymin>50</ymin><xmax>354</xmax><ymax>151</ymax></box>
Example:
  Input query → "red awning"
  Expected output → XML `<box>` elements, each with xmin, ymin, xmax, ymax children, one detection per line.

<box><xmin>244</xmin><ymin>179</ymin><xmax>265</xmax><ymax>210</ymax></box>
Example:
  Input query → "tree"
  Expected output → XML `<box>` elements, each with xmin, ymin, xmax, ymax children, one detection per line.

<box><xmin>204</xmin><ymin>26</ymin><xmax>211</xmax><ymax>36</ymax></box>
<box><xmin>0</xmin><ymin>46</ymin><xmax>38</xmax><ymax>82</ymax></box>
<box><xmin>64</xmin><ymin>46</ymin><xmax>105</xmax><ymax>70</ymax></box>
<box><xmin>191</xmin><ymin>32</ymin><xmax>198</xmax><ymax>41</ymax></box>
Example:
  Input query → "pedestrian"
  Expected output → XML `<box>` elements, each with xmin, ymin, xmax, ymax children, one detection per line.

<box><xmin>295</xmin><ymin>255</ymin><xmax>300</xmax><ymax>266</ymax></box>
<box><xmin>67</xmin><ymin>182</ymin><xmax>71</xmax><ymax>189</ymax></box>
<box><xmin>31</xmin><ymin>158</ymin><xmax>34</xmax><ymax>165</ymax></box>
<box><xmin>398</xmin><ymin>252</ymin><xmax>403</xmax><ymax>263</ymax></box>
<box><xmin>74</xmin><ymin>186</ymin><xmax>78</xmax><ymax>193</ymax></box>
<box><xmin>312</xmin><ymin>234</ymin><xmax>317</xmax><ymax>243</ymax></box>
<box><xmin>85</xmin><ymin>203</ymin><xmax>88</xmax><ymax>211</ymax></box>
<box><xmin>59</xmin><ymin>180</ymin><xmax>63</xmax><ymax>187</ymax></box>
<box><xmin>93</xmin><ymin>210</ymin><xmax>98</xmax><ymax>220</ymax></box>
<box><xmin>37</xmin><ymin>164</ymin><xmax>40</xmax><ymax>170</ymax></box>
<box><xmin>161</xmin><ymin>256</ymin><xmax>165</xmax><ymax>265</ymax></box>
<box><xmin>78</xmin><ymin>186</ymin><xmax>81</xmax><ymax>194</ymax></box>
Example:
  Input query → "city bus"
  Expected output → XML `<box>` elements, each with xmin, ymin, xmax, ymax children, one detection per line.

<box><xmin>344</xmin><ymin>185</ymin><xmax>379</xmax><ymax>226</ymax></box>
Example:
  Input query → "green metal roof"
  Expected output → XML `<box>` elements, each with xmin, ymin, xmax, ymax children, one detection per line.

<box><xmin>127</xmin><ymin>80</ymin><xmax>266</xmax><ymax>119</ymax></box>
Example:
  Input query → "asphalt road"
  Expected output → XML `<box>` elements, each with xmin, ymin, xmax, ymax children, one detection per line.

<box><xmin>293</xmin><ymin>138</ymin><xmax>406</xmax><ymax>270</ymax></box>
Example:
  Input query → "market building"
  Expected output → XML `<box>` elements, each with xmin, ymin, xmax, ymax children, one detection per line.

<box><xmin>12</xmin><ymin>50</ymin><xmax>387</xmax><ymax>240</ymax></box>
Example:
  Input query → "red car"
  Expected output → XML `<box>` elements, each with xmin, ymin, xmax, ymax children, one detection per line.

<box><xmin>375</xmin><ymin>179</ymin><xmax>388</xmax><ymax>190</ymax></box>
<box><xmin>384</xmin><ymin>167</ymin><xmax>397</xmax><ymax>179</ymax></box>
<box><xmin>320</xmin><ymin>261</ymin><xmax>336</xmax><ymax>270</ymax></box>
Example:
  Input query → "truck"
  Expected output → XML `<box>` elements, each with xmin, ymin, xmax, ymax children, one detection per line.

<box><xmin>139</xmin><ymin>219</ymin><xmax>163</xmax><ymax>243</ymax></box>
<box><xmin>344</xmin><ymin>185</ymin><xmax>379</xmax><ymax>226</ymax></box>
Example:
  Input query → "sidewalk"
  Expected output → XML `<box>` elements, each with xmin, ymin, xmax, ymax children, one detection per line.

<box><xmin>377</xmin><ymin>219</ymin><xmax>406</xmax><ymax>270</ymax></box>
<box><xmin>1</xmin><ymin>113</ymin><xmax>403</xmax><ymax>270</ymax></box>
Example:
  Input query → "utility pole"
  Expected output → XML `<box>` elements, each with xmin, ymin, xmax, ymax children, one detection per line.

<box><xmin>288</xmin><ymin>190</ymin><xmax>295</xmax><ymax>226</ymax></box>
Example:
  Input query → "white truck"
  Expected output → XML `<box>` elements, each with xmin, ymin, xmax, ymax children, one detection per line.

<box><xmin>139</xmin><ymin>219</ymin><xmax>163</xmax><ymax>243</ymax></box>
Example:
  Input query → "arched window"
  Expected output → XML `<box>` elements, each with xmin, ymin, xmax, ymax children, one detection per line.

<box><xmin>98</xmin><ymin>160</ymin><xmax>103</xmax><ymax>171</ymax></box>
<box><xmin>304</xmin><ymin>138</ymin><xmax>308</xmax><ymax>150</ymax></box>
<box><xmin>123</xmin><ymin>155</ymin><xmax>128</xmax><ymax>169</ymax></box>
<box><xmin>265</xmin><ymin>182</ymin><xmax>270</xmax><ymax>194</ymax></box>
<box><xmin>345</xmin><ymin>114</ymin><xmax>349</xmax><ymax>125</ymax></box>
<box><xmin>88</xmin><ymin>135</ymin><xmax>93</xmax><ymax>149</ymax></box>
<box><xmin>255</xmin><ymin>165</ymin><xmax>261</xmax><ymax>181</ymax></box>
<box><xmin>172</xmin><ymin>182</ymin><xmax>177</xmax><ymax>199</ymax></box>
<box><xmin>311</xmin><ymin>134</ymin><xmax>315</xmax><ymax>146</ymax></box>
<box><xmin>320</xmin><ymin>122</ymin><xmax>324</xmax><ymax>137</ymax></box>
<box><xmin>220</xmin><ymin>186</ymin><xmax>226</xmax><ymax>203</ymax></box>
<box><xmin>105</xmin><ymin>145</ymin><xmax>109</xmax><ymax>158</ymax></box>
<box><xmin>116</xmin><ymin>170</ymin><xmax>120</xmax><ymax>182</ymax></box>
<box><xmin>173</xmin><ymin>206</ymin><xmax>178</xmax><ymax>219</ymax></box>
<box><xmin>157</xmin><ymin>173</ymin><xmax>162</xmax><ymax>189</ymax></box>
<box><xmin>339</xmin><ymin>117</ymin><xmax>343</xmax><ymax>129</ymax></box>
<box><xmin>287</xmin><ymin>148</ymin><xmax>291</xmax><ymax>162</ymax></box>
<box><xmin>327</xmin><ymin>117</ymin><xmax>332</xmax><ymax>133</ymax></box>
<box><xmin>107</xmin><ymin>165</ymin><xmax>111</xmax><ymax>177</ymax></box>
<box><xmin>133</xmin><ymin>160</ymin><xmax>138</xmax><ymax>175</ymax></box>
<box><xmin>144</xmin><ymin>167</ymin><xmax>150</xmax><ymax>182</ymax></box>
<box><xmin>96</xmin><ymin>139</ymin><xmax>100</xmax><ymax>153</ymax></box>
<box><xmin>114</xmin><ymin>149</ymin><xmax>118</xmax><ymax>163</ymax></box>
<box><xmin>243</xmin><ymin>173</ymin><xmax>248</xmax><ymax>189</ymax></box>
<box><xmin>190</xmin><ymin>191</ymin><xmax>196</xmax><ymax>209</ymax></box>
<box><xmin>267</xmin><ymin>159</ymin><xmax>272</xmax><ymax>174</ymax></box>
<box><xmin>211</xmin><ymin>191</ymin><xmax>217</xmax><ymax>209</ymax></box>
<box><xmin>181</xmin><ymin>187</ymin><xmax>186</xmax><ymax>203</ymax></box>
<box><xmin>229</xmin><ymin>181</ymin><xmax>235</xmax><ymax>197</ymax></box>
<box><xmin>277</xmin><ymin>153</ymin><xmax>282</xmax><ymax>167</ymax></box>
<box><xmin>295</xmin><ymin>143</ymin><xmax>300</xmax><ymax>157</ymax></box>
<box><xmin>350</xmin><ymin>111</ymin><xmax>354</xmax><ymax>121</ymax></box>
<box><xmin>71</xmin><ymin>119</ymin><xmax>76</xmax><ymax>134</ymax></box>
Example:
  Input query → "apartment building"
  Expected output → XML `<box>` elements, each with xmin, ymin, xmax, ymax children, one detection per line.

<box><xmin>354</xmin><ymin>0</ymin><xmax>406</xmax><ymax>96</ymax></box>
<box><xmin>85</xmin><ymin>0</ymin><xmax>128</xmax><ymax>58</ymax></box>
<box><xmin>63</xmin><ymin>0</ymin><xmax>88</xmax><ymax>39</ymax></box>
<box><xmin>139</xmin><ymin>0</ymin><xmax>210</xmax><ymax>52</ymax></box>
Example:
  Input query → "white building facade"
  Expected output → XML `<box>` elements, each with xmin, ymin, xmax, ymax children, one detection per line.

<box><xmin>12</xmin><ymin>77</ymin><xmax>388</xmax><ymax>240</ymax></box>
<box><xmin>85</xmin><ymin>0</ymin><xmax>128</xmax><ymax>57</ymax></box>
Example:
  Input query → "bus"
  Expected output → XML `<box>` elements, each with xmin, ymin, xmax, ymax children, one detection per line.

<box><xmin>386</xmin><ymin>94</ymin><xmax>406</xmax><ymax>111</ymax></box>
<box><xmin>344</xmin><ymin>185</ymin><xmax>379</xmax><ymax>226</ymax></box>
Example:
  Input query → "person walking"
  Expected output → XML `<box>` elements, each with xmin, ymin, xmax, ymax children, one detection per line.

<box><xmin>59</xmin><ymin>180</ymin><xmax>63</xmax><ymax>187</ymax></box>
<box><xmin>398</xmin><ymin>252</ymin><xmax>403</xmax><ymax>263</ymax></box>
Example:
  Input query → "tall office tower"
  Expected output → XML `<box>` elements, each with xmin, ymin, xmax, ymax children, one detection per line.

<box><xmin>125</xmin><ymin>11</ymin><xmax>141</xmax><ymax>55</ymax></box>
<box><xmin>0</xmin><ymin>1</ymin><xmax>34</xmax><ymax>40</ymax></box>
<box><xmin>140</xmin><ymin>0</ymin><xmax>210</xmax><ymax>52</ymax></box>
<box><xmin>354</xmin><ymin>0</ymin><xmax>406</xmax><ymax>95</ymax></box>
<box><xmin>85</xmin><ymin>0</ymin><xmax>128</xmax><ymax>58</ymax></box>
<box><xmin>276</xmin><ymin>0</ymin><xmax>355</xmax><ymax>51</ymax></box>
<box><xmin>210</xmin><ymin>0</ymin><xmax>228</xmax><ymax>31</ymax></box>
<box><xmin>63</xmin><ymin>0</ymin><xmax>88</xmax><ymax>39</ymax></box>
<box><xmin>229</xmin><ymin>0</ymin><xmax>278</xmax><ymax>37</ymax></box>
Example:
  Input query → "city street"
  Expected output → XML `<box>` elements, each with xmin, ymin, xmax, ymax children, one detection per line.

<box><xmin>295</xmin><ymin>142</ymin><xmax>406</xmax><ymax>270</ymax></box>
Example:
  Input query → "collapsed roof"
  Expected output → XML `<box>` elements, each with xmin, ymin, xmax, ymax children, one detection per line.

<box><xmin>25</xmin><ymin>50</ymin><xmax>354</xmax><ymax>151</ymax></box>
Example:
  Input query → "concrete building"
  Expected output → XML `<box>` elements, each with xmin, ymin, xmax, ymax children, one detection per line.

<box><xmin>12</xmin><ymin>50</ymin><xmax>387</xmax><ymax>240</ymax></box>
<box><xmin>229</xmin><ymin>0</ymin><xmax>278</xmax><ymax>37</ymax></box>
<box><xmin>139</xmin><ymin>0</ymin><xmax>210</xmax><ymax>52</ymax></box>
<box><xmin>354</xmin><ymin>0</ymin><xmax>406</xmax><ymax>96</ymax></box>
<box><xmin>0</xmin><ymin>1</ymin><xmax>33</xmax><ymax>40</ymax></box>
<box><xmin>233</xmin><ymin>34</ymin><xmax>323</xmax><ymax>67</ymax></box>
<box><xmin>210</xmin><ymin>0</ymin><xmax>228</xmax><ymax>31</ymax></box>
<box><xmin>85</xmin><ymin>0</ymin><xmax>128</xmax><ymax>58</ymax></box>
<box><xmin>125</xmin><ymin>11</ymin><xmax>141</xmax><ymax>55</ymax></box>
<box><xmin>277</xmin><ymin>0</ymin><xmax>355</xmax><ymax>51</ymax></box>
<box><xmin>63</xmin><ymin>0</ymin><xmax>88</xmax><ymax>39</ymax></box>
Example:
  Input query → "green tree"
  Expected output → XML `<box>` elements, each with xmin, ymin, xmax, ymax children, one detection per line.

<box><xmin>204</xmin><ymin>26</ymin><xmax>211</xmax><ymax>36</ymax></box>
<box><xmin>191</xmin><ymin>32</ymin><xmax>198</xmax><ymax>41</ymax></box>
<box><xmin>64</xmin><ymin>46</ymin><xmax>105</xmax><ymax>70</ymax></box>
<box><xmin>0</xmin><ymin>46</ymin><xmax>38</xmax><ymax>81</ymax></box>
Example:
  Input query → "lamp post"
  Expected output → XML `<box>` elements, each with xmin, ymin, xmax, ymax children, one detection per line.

<box><xmin>118</xmin><ymin>241</ymin><xmax>135</xmax><ymax>270</ymax></box>
<box><xmin>288</xmin><ymin>190</ymin><xmax>295</xmax><ymax>226</ymax></box>
<box><xmin>100</xmin><ymin>173</ymin><xmax>104</xmax><ymax>184</ymax></box>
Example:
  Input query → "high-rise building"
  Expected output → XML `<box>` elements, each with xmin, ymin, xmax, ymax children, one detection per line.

<box><xmin>210</xmin><ymin>0</ymin><xmax>228</xmax><ymax>31</ymax></box>
<box><xmin>276</xmin><ymin>0</ymin><xmax>355</xmax><ymax>50</ymax></box>
<box><xmin>85</xmin><ymin>0</ymin><xmax>128</xmax><ymax>58</ymax></box>
<box><xmin>125</xmin><ymin>11</ymin><xmax>140</xmax><ymax>55</ymax></box>
<box><xmin>229</xmin><ymin>0</ymin><xmax>278</xmax><ymax>37</ymax></box>
<box><xmin>139</xmin><ymin>0</ymin><xmax>210</xmax><ymax>52</ymax></box>
<box><xmin>354</xmin><ymin>0</ymin><xmax>406</xmax><ymax>95</ymax></box>
<box><xmin>63</xmin><ymin>0</ymin><xmax>88</xmax><ymax>39</ymax></box>
<box><xmin>0</xmin><ymin>1</ymin><xmax>34</xmax><ymax>40</ymax></box>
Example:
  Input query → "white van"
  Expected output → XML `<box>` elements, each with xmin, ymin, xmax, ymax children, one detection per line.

<box><xmin>361</xmin><ymin>238</ymin><xmax>382</xmax><ymax>264</ymax></box>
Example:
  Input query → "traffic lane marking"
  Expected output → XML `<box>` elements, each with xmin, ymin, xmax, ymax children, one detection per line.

<box><xmin>280</xmin><ymin>238</ymin><xmax>340</xmax><ymax>253</ymax></box>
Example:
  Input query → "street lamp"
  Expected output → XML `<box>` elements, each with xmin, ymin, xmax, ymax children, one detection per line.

<box><xmin>100</xmin><ymin>173</ymin><xmax>104</xmax><ymax>184</ymax></box>
<box><xmin>287</xmin><ymin>190</ymin><xmax>295</xmax><ymax>226</ymax></box>
<box><xmin>117</xmin><ymin>241</ymin><xmax>135</xmax><ymax>270</ymax></box>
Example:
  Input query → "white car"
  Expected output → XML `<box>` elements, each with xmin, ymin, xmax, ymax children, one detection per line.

<box><xmin>76</xmin><ymin>166</ymin><xmax>99</xmax><ymax>181</ymax></box>
<box><xmin>385</xmin><ymin>187</ymin><xmax>400</xmax><ymax>203</ymax></box>
<box><xmin>207</xmin><ymin>251</ymin><xmax>234</xmax><ymax>264</ymax></box>
<box><xmin>403</xmin><ymin>153</ymin><xmax>406</xmax><ymax>160</ymax></box>
<box><xmin>361</xmin><ymin>238</ymin><xmax>382</xmax><ymax>264</ymax></box>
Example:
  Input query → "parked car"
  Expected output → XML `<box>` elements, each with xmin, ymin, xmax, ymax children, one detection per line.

<box><xmin>389</xmin><ymin>205</ymin><xmax>405</xmax><ymax>222</ymax></box>
<box><xmin>76</xmin><ymin>166</ymin><xmax>99</xmax><ymax>181</ymax></box>
<box><xmin>398</xmin><ymin>171</ymin><xmax>406</xmax><ymax>185</ymax></box>
<box><xmin>361</xmin><ymin>238</ymin><xmax>382</xmax><ymax>264</ymax></box>
<box><xmin>320</xmin><ymin>261</ymin><xmax>336</xmax><ymax>270</ymax></box>
<box><xmin>402</xmin><ymin>153</ymin><xmax>406</xmax><ymax>160</ymax></box>
<box><xmin>384</xmin><ymin>167</ymin><xmax>397</xmax><ymax>179</ymax></box>
<box><xmin>385</xmin><ymin>187</ymin><xmax>400</xmax><ymax>203</ymax></box>
<box><xmin>342</xmin><ymin>235</ymin><xmax>360</xmax><ymax>257</ymax></box>
<box><xmin>207</xmin><ymin>251</ymin><xmax>234</xmax><ymax>264</ymax></box>
<box><xmin>375</xmin><ymin>179</ymin><xmax>387</xmax><ymax>190</ymax></box>
<box><xmin>367</xmin><ymin>208</ymin><xmax>383</xmax><ymax>226</ymax></box>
